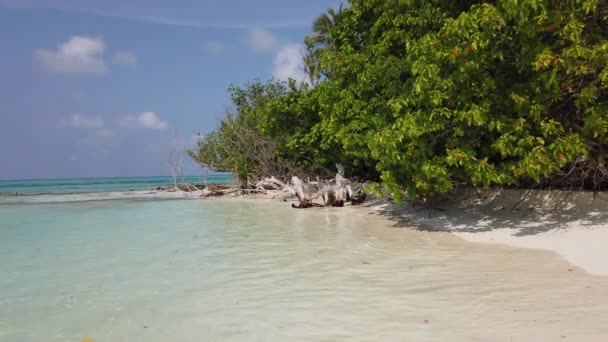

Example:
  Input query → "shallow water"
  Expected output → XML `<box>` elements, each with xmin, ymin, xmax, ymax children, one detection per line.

<box><xmin>0</xmin><ymin>175</ymin><xmax>232</xmax><ymax>195</ymax></box>
<box><xmin>1</xmin><ymin>198</ymin><xmax>607</xmax><ymax>341</ymax></box>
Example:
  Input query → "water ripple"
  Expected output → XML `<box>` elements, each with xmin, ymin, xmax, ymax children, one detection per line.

<box><xmin>0</xmin><ymin>199</ymin><xmax>607</xmax><ymax>341</ymax></box>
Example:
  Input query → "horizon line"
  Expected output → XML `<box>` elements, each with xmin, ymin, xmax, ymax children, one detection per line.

<box><xmin>0</xmin><ymin>174</ymin><xmax>232</xmax><ymax>182</ymax></box>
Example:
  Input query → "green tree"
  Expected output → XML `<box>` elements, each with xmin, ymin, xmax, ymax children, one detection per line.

<box><xmin>305</xmin><ymin>4</ymin><xmax>344</xmax><ymax>50</ymax></box>
<box><xmin>194</xmin><ymin>0</ymin><xmax>608</xmax><ymax>199</ymax></box>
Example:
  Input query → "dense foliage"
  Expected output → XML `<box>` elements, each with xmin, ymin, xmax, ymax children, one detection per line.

<box><xmin>190</xmin><ymin>0</ymin><xmax>608</xmax><ymax>199</ymax></box>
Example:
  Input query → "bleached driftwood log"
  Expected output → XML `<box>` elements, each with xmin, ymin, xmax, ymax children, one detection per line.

<box><xmin>285</xmin><ymin>165</ymin><xmax>368</xmax><ymax>208</ymax></box>
<box><xmin>198</xmin><ymin>184</ymin><xmax>239</xmax><ymax>197</ymax></box>
<box><xmin>321</xmin><ymin>181</ymin><xmax>337</xmax><ymax>207</ymax></box>
<box><xmin>256</xmin><ymin>177</ymin><xmax>289</xmax><ymax>191</ymax></box>
<box><xmin>318</xmin><ymin>164</ymin><xmax>348</xmax><ymax>207</ymax></box>
<box><xmin>295</xmin><ymin>164</ymin><xmax>366</xmax><ymax>208</ymax></box>
<box><xmin>291</xmin><ymin>176</ymin><xmax>320</xmax><ymax>208</ymax></box>
<box><xmin>349</xmin><ymin>182</ymin><xmax>367</xmax><ymax>205</ymax></box>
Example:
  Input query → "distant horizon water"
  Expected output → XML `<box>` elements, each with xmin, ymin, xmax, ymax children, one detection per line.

<box><xmin>0</xmin><ymin>175</ymin><xmax>233</xmax><ymax>195</ymax></box>
<box><xmin>0</xmin><ymin>174</ymin><xmax>225</xmax><ymax>181</ymax></box>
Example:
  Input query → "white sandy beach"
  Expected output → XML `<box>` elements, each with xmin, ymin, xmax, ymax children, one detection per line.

<box><xmin>373</xmin><ymin>188</ymin><xmax>608</xmax><ymax>276</ymax></box>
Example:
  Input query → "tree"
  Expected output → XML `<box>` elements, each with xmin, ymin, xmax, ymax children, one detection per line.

<box><xmin>188</xmin><ymin>80</ymin><xmax>326</xmax><ymax>185</ymax></box>
<box><xmin>303</xmin><ymin>4</ymin><xmax>345</xmax><ymax>85</ymax></box>
<box><xmin>305</xmin><ymin>4</ymin><xmax>344</xmax><ymax>50</ymax></box>
<box><xmin>194</xmin><ymin>0</ymin><xmax>608</xmax><ymax>200</ymax></box>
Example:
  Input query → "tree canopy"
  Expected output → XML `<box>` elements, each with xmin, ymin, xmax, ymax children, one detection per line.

<box><xmin>190</xmin><ymin>0</ymin><xmax>608</xmax><ymax>200</ymax></box>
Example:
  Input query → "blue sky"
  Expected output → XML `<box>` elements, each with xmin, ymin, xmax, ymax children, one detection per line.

<box><xmin>0</xmin><ymin>0</ymin><xmax>342</xmax><ymax>179</ymax></box>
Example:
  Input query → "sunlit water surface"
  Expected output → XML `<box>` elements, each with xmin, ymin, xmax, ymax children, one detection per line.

<box><xmin>1</xmin><ymin>198</ymin><xmax>607</xmax><ymax>341</ymax></box>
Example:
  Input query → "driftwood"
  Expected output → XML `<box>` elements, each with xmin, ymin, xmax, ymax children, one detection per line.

<box><xmin>155</xmin><ymin>183</ymin><xmax>214</xmax><ymax>192</ymax></box>
<box><xmin>290</xmin><ymin>164</ymin><xmax>367</xmax><ymax>209</ymax></box>
<box><xmin>255</xmin><ymin>177</ymin><xmax>289</xmax><ymax>191</ymax></box>
<box><xmin>199</xmin><ymin>186</ymin><xmax>239</xmax><ymax>197</ymax></box>
<box><xmin>349</xmin><ymin>183</ymin><xmax>367</xmax><ymax>205</ymax></box>
<box><xmin>157</xmin><ymin>165</ymin><xmax>368</xmax><ymax>206</ymax></box>
<box><xmin>291</xmin><ymin>176</ymin><xmax>319</xmax><ymax>208</ymax></box>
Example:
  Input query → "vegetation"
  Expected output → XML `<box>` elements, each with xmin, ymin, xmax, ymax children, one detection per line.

<box><xmin>190</xmin><ymin>0</ymin><xmax>608</xmax><ymax>201</ymax></box>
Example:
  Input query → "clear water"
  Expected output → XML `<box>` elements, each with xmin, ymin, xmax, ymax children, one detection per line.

<box><xmin>1</xmin><ymin>197</ymin><xmax>608</xmax><ymax>341</ymax></box>
<box><xmin>0</xmin><ymin>175</ymin><xmax>233</xmax><ymax>195</ymax></box>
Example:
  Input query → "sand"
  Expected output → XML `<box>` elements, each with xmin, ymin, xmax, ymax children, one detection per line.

<box><xmin>372</xmin><ymin>188</ymin><xmax>608</xmax><ymax>276</ymax></box>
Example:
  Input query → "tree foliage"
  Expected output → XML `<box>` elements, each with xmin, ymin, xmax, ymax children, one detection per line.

<box><xmin>188</xmin><ymin>81</ymin><xmax>290</xmax><ymax>187</ymax></box>
<box><xmin>191</xmin><ymin>0</ymin><xmax>608</xmax><ymax>199</ymax></box>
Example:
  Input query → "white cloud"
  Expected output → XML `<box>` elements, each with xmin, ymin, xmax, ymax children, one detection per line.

<box><xmin>273</xmin><ymin>44</ymin><xmax>307</xmax><ymax>83</ymax></box>
<box><xmin>247</xmin><ymin>27</ymin><xmax>279</xmax><ymax>53</ymax></box>
<box><xmin>120</xmin><ymin>112</ymin><xmax>168</xmax><ymax>130</ymax></box>
<box><xmin>112</xmin><ymin>50</ymin><xmax>137</xmax><ymax>67</ymax></box>
<box><xmin>60</xmin><ymin>112</ymin><xmax>168</xmax><ymax>132</ymax></box>
<box><xmin>203</xmin><ymin>41</ymin><xmax>225</xmax><ymax>56</ymax></box>
<box><xmin>59</xmin><ymin>114</ymin><xmax>104</xmax><ymax>129</ymax></box>
<box><xmin>35</xmin><ymin>36</ymin><xmax>108</xmax><ymax>74</ymax></box>
<box><xmin>138</xmin><ymin>112</ymin><xmax>168</xmax><ymax>129</ymax></box>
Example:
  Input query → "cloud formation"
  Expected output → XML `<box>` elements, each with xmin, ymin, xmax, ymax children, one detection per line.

<box><xmin>247</xmin><ymin>27</ymin><xmax>279</xmax><ymax>53</ymax></box>
<box><xmin>112</xmin><ymin>50</ymin><xmax>137</xmax><ymax>67</ymax></box>
<box><xmin>273</xmin><ymin>44</ymin><xmax>307</xmax><ymax>83</ymax></box>
<box><xmin>203</xmin><ymin>41</ymin><xmax>225</xmax><ymax>56</ymax></box>
<box><xmin>58</xmin><ymin>114</ymin><xmax>104</xmax><ymax>129</ymax></box>
<box><xmin>120</xmin><ymin>112</ymin><xmax>168</xmax><ymax>130</ymax></box>
<box><xmin>59</xmin><ymin>112</ymin><xmax>168</xmax><ymax>131</ymax></box>
<box><xmin>35</xmin><ymin>36</ymin><xmax>107</xmax><ymax>74</ymax></box>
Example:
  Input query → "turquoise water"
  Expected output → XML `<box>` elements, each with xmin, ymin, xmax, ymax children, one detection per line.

<box><xmin>0</xmin><ymin>175</ymin><xmax>233</xmax><ymax>195</ymax></box>
<box><xmin>1</xmin><ymin>176</ymin><xmax>608</xmax><ymax>340</ymax></box>
<box><xmin>2</xmin><ymin>197</ymin><xmax>608</xmax><ymax>341</ymax></box>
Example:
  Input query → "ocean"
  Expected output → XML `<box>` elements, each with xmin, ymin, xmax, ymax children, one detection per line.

<box><xmin>1</xmin><ymin>178</ymin><xmax>608</xmax><ymax>341</ymax></box>
<box><xmin>0</xmin><ymin>175</ymin><xmax>233</xmax><ymax>195</ymax></box>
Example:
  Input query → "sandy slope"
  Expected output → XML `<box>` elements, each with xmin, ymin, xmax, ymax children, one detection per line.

<box><xmin>373</xmin><ymin>188</ymin><xmax>608</xmax><ymax>276</ymax></box>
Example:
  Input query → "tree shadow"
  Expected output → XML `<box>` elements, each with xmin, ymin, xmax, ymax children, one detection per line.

<box><xmin>367</xmin><ymin>189</ymin><xmax>608</xmax><ymax>237</ymax></box>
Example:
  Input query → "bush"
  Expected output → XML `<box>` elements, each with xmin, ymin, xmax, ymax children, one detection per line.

<box><xmin>193</xmin><ymin>0</ymin><xmax>608</xmax><ymax>199</ymax></box>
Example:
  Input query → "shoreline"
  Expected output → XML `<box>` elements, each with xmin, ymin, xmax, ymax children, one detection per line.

<box><xmin>204</xmin><ymin>187</ymin><xmax>608</xmax><ymax>277</ymax></box>
<box><xmin>368</xmin><ymin>188</ymin><xmax>608</xmax><ymax>276</ymax></box>
<box><xmin>3</xmin><ymin>184</ymin><xmax>607</xmax><ymax>276</ymax></box>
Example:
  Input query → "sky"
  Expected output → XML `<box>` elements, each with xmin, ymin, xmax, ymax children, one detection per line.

<box><xmin>0</xmin><ymin>0</ymin><xmax>342</xmax><ymax>180</ymax></box>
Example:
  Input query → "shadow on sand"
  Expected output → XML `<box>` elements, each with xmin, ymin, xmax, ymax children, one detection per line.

<box><xmin>367</xmin><ymin>188</ymin><xmax>608</xmax><ymax>237</ymax></box>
